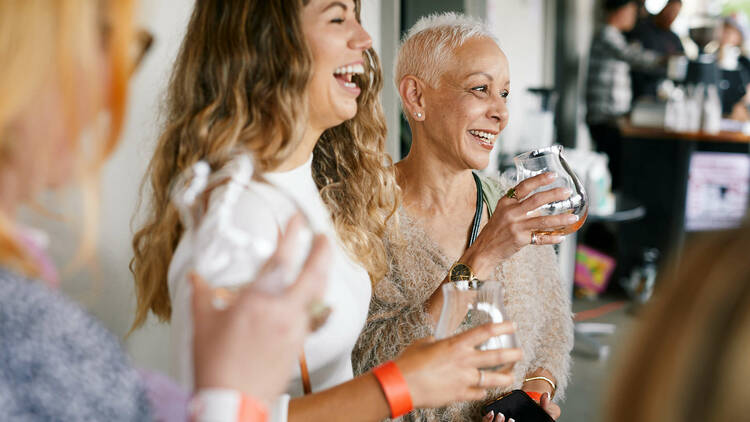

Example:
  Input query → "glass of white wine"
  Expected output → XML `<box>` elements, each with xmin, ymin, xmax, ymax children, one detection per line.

<box><xmin>514</xmin><ymin>145</ymin><xmax>588</xmax><ymax>236</ymax></box>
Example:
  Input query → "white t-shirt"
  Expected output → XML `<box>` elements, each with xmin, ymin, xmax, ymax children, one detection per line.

<box><xmin>168</xmin><ymin>155</ymin><xmax>372</xmax><ymax>422</ymax></box>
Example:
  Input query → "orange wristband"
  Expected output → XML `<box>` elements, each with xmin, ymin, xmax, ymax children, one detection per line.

<box><xmin>238</xmin><ymin>395</ymin><xmax>268</xmax><ymax>422</ymax></box>
<box><xmin>525</xmin><ymin>391</ymin><xmax>543</xmax><ymax>403</ymax></box>
<box><xmin>372</xmin><ymin>361</ymin><xmax>413</xmax><ymax>418</ymax></box>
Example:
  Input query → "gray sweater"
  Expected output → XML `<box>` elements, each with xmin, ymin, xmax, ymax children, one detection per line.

<box><xmin>0</xmin><ymin>268</ymin><xmax>151</xmax><ymax>421</ymax></box>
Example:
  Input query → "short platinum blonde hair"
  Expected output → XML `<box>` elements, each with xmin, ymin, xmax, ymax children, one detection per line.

<box><xmin>395</xmin><ymin>12</ymin><xmax>499</xmax><ymax>88</ymax></box>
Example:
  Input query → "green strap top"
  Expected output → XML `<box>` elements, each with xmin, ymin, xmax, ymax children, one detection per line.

<box><xmin>476</xmin><ymin>173</ymin><xmax>506</xmax><ymax>218</ymax></box>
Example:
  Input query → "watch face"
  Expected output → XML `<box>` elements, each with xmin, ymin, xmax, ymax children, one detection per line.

<box><xmin>450</xmin><ymin>263</ymin><xmax>473</xmax><ymax>281</ymax></box>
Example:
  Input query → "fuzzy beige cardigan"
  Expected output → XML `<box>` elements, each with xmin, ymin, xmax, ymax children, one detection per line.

<box><xmin>352</xmin><ymin>181</ymin><xmax>574</xmax><ymax>421</ymax></box>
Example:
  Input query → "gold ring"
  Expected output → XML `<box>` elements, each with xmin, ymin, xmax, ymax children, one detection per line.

<box><xmin>505</xmin><ymin>188</ymin><xmax>518</xmax><ymax>200</ymax></box>
<box><xmin>211</xmin><ymin>287</ymin><xmax>234</xmax><ymax>310</ymax></box>
<box><xmin>308</xmin><ymin>299</ymin><xmax>331</xmax><ymax>332</ymax></box>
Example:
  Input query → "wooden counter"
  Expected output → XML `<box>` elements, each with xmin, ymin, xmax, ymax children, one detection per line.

<box><xmin>619</xmin><ymin>119</ymin><xmax>750</xmax><ymax>144</ymax></box>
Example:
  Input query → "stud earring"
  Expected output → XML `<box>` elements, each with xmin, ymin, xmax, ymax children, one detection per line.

<box><xmin>416</xmin><ymin>112</ymin><xmax>423</xmax><ymax>119</ymax></box>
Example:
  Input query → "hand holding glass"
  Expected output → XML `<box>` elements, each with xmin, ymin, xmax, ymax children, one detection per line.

<box><xmin>514</xmin><ymin>145</ymin><xmax>588</xmax><ymax>236</ymax></box>
<box><xmin>434</xmin><ymin>281</ymin><xmax>518</xmax><ymax>371</ymax></box>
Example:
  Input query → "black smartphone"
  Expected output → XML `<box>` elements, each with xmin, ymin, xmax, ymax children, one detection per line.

<box><xmin>481</xmin><ymin>390</ymin><xmax>554</xmax><ymax>422</ymax></box>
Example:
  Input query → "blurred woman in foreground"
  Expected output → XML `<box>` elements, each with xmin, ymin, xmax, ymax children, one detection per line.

<box><xmin>0</xmin><ymin>1</ymin><xmax>329</xmax><ymax>420</ymax></box>
<box><xmin>607</xmin><ymin>223</ymin><xmax>750</xmax><ymax>421</ymax></box>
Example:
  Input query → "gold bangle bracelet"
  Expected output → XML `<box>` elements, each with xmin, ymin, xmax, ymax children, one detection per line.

<box><xmin>523</xmin><ymin>376</ymin><xmax>556</xmax><ymax>398</ymax></box>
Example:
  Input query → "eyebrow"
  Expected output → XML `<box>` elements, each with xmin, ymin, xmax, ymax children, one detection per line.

<box><xmin>465</xmin><ymin>71</ymin><xmax>493</xmax><ymax>81</ymax></box>
<box><xmin>323</xmin><ymin>1</ymin><xmax>348</xmax><ymax>12</ymax></box>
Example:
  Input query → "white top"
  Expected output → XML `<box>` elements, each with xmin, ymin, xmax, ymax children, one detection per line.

<box><xmin>168</xmin><ymin>155</ymin><xmax>372</xmax><ymax>422</ymax></box>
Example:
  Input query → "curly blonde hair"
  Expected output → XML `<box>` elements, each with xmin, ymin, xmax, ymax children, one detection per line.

<box><xmin>131</xmin><ymin>0</ymin><xmax>399</xmax><ymax>329</ymax></box>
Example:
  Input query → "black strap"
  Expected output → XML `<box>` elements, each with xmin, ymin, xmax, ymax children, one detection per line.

<box><xmin>468</xmin><ymin>173</ymin><xmax>483</xmax><ymax>247</ymax></box>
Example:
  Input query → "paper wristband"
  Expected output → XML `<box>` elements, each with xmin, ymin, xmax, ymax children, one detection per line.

<box><xmin>190</xmin><ymin>389</ymin><xmax>268</xmax><ymax>422</ymax></box>
<box><xmin>525</xmin><ymin>391</ymin><xmax>544</xmax><ymax>403</ymax></box>
<box><xmin>372</xmin><ymin>361</ymin><xmax>413</xmax><ymax>417</ymax></box>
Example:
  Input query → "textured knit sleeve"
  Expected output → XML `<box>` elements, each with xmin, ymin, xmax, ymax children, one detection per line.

<box><xmin>0</xmin><ymin>270</ymin><xmax>152</xmax><ymax>421</ymax></box>
<box><xmin>351</xmin><ymin>253</ymin><xmax>435</xmax><ymax>376</ymax></box>
<box><xmin>523</xmin><ymin>245</ymin><xmax>574</xmax><ymax>401</ymax></box>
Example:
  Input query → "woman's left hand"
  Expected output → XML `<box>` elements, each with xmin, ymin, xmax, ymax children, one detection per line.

<box><xmin>540</xmin><ymin>392</ymin><xmax>561</xmax><ymax>420</ymax></box>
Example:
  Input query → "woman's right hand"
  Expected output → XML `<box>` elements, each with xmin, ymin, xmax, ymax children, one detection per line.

<box><xmin>191</xmin><ymin>215</ymin><xmax>331</xmax><ymax>403</ymax></box>
<box><xmin>394</xmin><ymin>322</ymin><xmax>522</xmax><ymax>409</ymax></box>
<box><xmin>462</xmin><ymin>172</ymin><xmax>575</xmax><ymax>280</ymax></box>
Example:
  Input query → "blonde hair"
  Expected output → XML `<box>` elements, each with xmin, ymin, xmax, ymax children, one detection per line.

<box><xmin>607</xmin><ymin>224</ymin><xmax>750</xmax><ymax>421</ymax></box>
<box><xmin>395</xmin><ymin>12</ymin><xmax>498</xmax><ymax>88</ymax></box>
<box><xmin>130</xmin><ymin>0</ymin><xmax>399</xmax><ymax>329</ymax></box>
<box><xmin>0</xmin><ymin>0</ymin><xmax>134</xmax><ymax>277</ymax></box>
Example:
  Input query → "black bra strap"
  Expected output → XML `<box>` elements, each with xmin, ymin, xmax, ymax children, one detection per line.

<box><xmin>469</xmin><ymin>172</ymin><xmax>483</xmax><ymax>247</ymax></box>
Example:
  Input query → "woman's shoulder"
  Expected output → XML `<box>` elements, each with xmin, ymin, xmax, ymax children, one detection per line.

<box><xmin>477</xmin><ymin>172</ymin><xmax>512</xmax><ymax>213</ymax></box>
<box><xmin>0</xmin><ymin>269</ymin><xmax>150</xmax><ymax>420</ymax></box>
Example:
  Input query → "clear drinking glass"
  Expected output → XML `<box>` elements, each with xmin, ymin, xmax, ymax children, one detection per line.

<box><xmin>171</xmin><ymin>153</ymin><xmax>317</xmax><ymax>299</ymax></box>
<box><xmin>434</xmin><ymin>280</ymin><xmax>518</xmax><ymax>370</ymax></box>
<box><xmin>514</xmin><ymin>145</ymin><xmax>588</xmax><ymax>236</ymax></box>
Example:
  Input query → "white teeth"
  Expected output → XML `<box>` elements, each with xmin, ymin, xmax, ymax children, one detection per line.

<box><xmin>344</xmin><ymin>82</ymin><xmax>356</xmax><ymax>88</ymax></box>
<box><xmin>469</xmin><ymin>130</ymin><xmax>496</xmax><ymax>142</ymax></box>
<box><xmin>334</xmin><ymin>63</ymin><xmax>365</xmax><ymax>75</ymax></box>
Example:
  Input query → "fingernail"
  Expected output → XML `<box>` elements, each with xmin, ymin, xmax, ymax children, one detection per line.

<box><xmin>498</xmin><ymin>412</ymin><xmax>505</xmax><ymax>422</ymax></box>
<box><xmin>547</xmin><ymin>172</ymin><xmax>558</xmax><ymax>179</ymax></box>
<box><xmin>566</xmin><ymin>214</ymin><xmax>579</xmax><ymax>223</ymax></box>
<box><xmin>563</xmin><ymin>188</ymin><xmax>572</xmax><ymax>196</ymax></box>
<box><xmin>487</xmin><ymin>411</ymin><xmax>494</xmax><ymax>419</ymax></box>
<box><xmin>509</xmin><ymin>418</ymin><xmax>515</xmax><ymax>422</ymax></box>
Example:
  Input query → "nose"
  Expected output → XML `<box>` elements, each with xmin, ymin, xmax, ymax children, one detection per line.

<box><xmin>349</xmin><ymin>21</ymin><xmax>373</xmax><ymax>52</ymax></box>
<box><xmin>489</xmin><ymin>95</ymin><xmax>510</xmax><ymax>127</ymax></box>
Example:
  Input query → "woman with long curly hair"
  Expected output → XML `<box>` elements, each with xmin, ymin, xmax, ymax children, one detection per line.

<box><xmin>131</xmin><ymin>1</ymin><xmax>522</xmax><ymax>420</ymax></box>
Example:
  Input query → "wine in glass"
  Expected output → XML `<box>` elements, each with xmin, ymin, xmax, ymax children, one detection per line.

<box><xmin>514</xmin><ymin>145</ymin><xmax>588</xmax><ymax>236</ymax></box>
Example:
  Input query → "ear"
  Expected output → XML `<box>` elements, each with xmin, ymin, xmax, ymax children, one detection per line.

<box><xmin>398</xmin><ymin>75</ymin><xmax>427</xmax><ymax>121</ymax></box>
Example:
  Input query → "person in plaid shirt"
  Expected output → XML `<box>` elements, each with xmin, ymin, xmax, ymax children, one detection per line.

<box><xmin>585</xmin><ymin>0</ymin><xmax>664</xmax><ymax>189</ymax></box>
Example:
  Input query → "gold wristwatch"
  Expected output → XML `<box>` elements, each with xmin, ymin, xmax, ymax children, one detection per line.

<box><xmin>449</xmin><ymin>262</ymin><xmax>476</xmax><ymax>282</ymax></box>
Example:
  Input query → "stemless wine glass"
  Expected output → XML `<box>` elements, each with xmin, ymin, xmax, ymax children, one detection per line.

<box><xmin>434</xmin><ymin>280</ymin><xmax>518</xmax><ymax>370</ymax></box>
<box><xmin>514</xmin><ymin>145</ymin><xmax>588</xmax><ymax>236</ymax></box>
<box><xmin>171</xmin><ymin>153</ymin><xmax>325</xmax><ymax>317</ymax></box>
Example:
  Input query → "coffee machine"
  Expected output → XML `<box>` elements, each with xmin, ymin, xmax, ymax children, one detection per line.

<box><xmin>685</xmin><ymin>16</ymin><xmax>722</xmax><ymax>87</ymax></box>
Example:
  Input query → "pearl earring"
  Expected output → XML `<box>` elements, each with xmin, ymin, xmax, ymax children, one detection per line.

<box><xmin>416</xmin><ymin>112</ymin><xmax>423</xmax><ymax>119</ymax></box>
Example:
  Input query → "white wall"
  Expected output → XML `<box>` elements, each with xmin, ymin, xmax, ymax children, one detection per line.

<box><xmin>486</xmin><ymin>0</ymin><xmax>551</xmax><ymax>167</ymax></box>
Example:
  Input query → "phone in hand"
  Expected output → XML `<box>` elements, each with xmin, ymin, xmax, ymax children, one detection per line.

<box><xmin>482</xmin><ymin>390</ymin><xmax>554</xmax><ymax>422</ymax></box>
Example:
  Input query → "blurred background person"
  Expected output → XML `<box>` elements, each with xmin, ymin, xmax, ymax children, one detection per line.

<box><xmin>585</xmin><ymin>0</ymin><xmax>665</xmax><ymax>189</ymax></box>
<box><xmin>627</xmin><ymin>0</ymin><xmax>684</xmax><ymax>100</ymax></box>
<box><xmin>718</xmin><ymin>13</ymin><xmax>750</xmax><ymax>120</ymax></box>
<box><xmin>606</xmin><ymin>223</ymin><xmax>750</xmax><ymax>421</ymax></box>
<box><xmin>0</xmin><ymin>0</ymin><xmax>331</xmax><ymax>420</ymax></box>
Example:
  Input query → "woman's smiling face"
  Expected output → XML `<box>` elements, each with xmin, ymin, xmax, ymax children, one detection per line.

<box><xmin>419</xmin><ymin>36</ymin><xmax>510</xmax><ymax>171</ymax></box>
<box><xmin>301</xmin><ymin>0</ymin><xmax>372</xmax><ymax>132</ymax></box>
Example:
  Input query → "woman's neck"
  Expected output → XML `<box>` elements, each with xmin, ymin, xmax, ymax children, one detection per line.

<box><xmin>274</xmin><ymin>125</ymin><xmax>324</xmax><ymax>172</ymax></box>
<box><xmin>396</xmin><ymin>134</ymin><xmax>475</xmax><ymax>216</ymax></box>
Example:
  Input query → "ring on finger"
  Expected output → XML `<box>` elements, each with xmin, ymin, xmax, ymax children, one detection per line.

<box><xmin>211</xmin><ymin>287</ymin><xmax>233</xmax><ymax>310</ymax></box>
<box><xmin>531</xmin><ymin>232</ymin><xmax>538</xmax><ymax>245</ymax></box>
<box><xmin>308</xmin><ymin>299</ymin><xmax>332</xmax><ymax>332</ymax></box>
<box><xmin>505</xmin><ymin>187</ymin><xmax>518</xmax><ymax>200</ymax></box>
<box><xmin>476</xmin><ymin>368</ymin><xmax>485</xmax><ymax>388</ymax></box>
